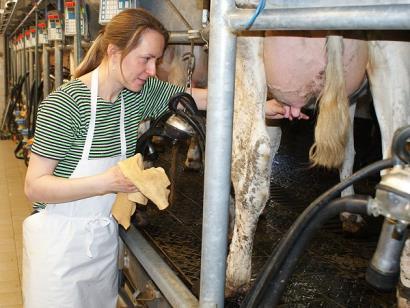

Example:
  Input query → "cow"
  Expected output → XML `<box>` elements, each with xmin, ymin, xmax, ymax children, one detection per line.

<box><xmin>135</xmin><ymin>0</ymin><xmax>410</xmax><ymax>301</ymax></box>
<box><xmin>225</xmin><ymin>31</ymin><xmax>410</xmax><ymax>300</ymax></box>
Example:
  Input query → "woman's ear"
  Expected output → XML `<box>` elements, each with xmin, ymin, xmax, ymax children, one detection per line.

<box><xmin>107</xmin><ymin>44</ymin><xmax>121</xmax><ymax>59</ymax></box>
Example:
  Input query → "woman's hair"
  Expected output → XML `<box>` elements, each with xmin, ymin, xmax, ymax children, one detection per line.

<box><xmin>74</xmin><ymin>8</ymin><xmax>169</xmax><ymax>78</ymax></box>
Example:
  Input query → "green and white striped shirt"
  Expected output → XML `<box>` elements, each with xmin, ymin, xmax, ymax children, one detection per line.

<box><xmin>32</xmin><ymin>77</ymin><xmax>184</xmax><ymax>209</ymax></box>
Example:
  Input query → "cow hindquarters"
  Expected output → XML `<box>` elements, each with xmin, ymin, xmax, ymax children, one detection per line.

<box><xmin>367</xmin><ymin>39</ymin><xmax>410</xmax><ymax>306</ymax></box>
<box><xmin>226</xmin><ymin>36</ymin><xmax>281</xmax><ymax>296</ymax></box>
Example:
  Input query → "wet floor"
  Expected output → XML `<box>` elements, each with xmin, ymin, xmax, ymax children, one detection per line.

<box><xmin>133</xmin><ymin>109</ymin><xmax>396</xmax><ymax>307</ymax></box>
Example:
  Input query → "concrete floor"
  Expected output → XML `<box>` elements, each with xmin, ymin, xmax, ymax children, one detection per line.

<box><xmin>0</xmin><ymin>140</ymin><xmax>32</xmax><ymax>307</ymax></box>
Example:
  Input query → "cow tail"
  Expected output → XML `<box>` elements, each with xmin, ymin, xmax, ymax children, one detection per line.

<box><xmin>309</xmin><ymin>35</ymin><xmax>350</xmax><ymax>169</ymax></box>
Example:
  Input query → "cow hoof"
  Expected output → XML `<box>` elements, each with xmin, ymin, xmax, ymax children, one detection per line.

<box><xmin>224</xmin><ymin>284</ymin><xmax>249</xmax><ymax>299</ymax></box>
<box><xmin>184</xmin><ymin>160</ymin><xmax>202</xmax><ymax>171</ymax></box>
<box><xmin>340</xmin><ymin>212</ymin><xmax>366</xmax><ymax>234</ymax></box>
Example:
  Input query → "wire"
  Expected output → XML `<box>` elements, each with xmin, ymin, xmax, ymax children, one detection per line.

<box><xmin>244</xmin><ymin>0</ymin><xmax>266</xmax><ymax>30</ymax></box>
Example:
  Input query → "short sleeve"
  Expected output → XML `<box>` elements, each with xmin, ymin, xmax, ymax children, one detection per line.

<box><xmin>141</xmin><ymin>77</ymin><xmax>185</xmax><ymax>120</ymax></box>
<box><xmin>31</xmin><ymin>90</ymin><xmax>81</xmax><ymax>160</ymax></box>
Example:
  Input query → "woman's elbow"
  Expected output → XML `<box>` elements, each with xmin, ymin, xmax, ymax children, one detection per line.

<box><xmin>24</xmin><ymin>178</ymin><xmax>37</xmax><ymax>202</ymax></box>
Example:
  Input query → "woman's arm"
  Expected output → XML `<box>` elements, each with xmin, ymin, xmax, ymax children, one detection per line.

<box><xmin>265</xmin><ymin>99</ymin><xmax>309</xmax><ymax>120</ymax></box>
<box><xmin>189</xmin><ymin>88</ymin><xmax>207</xmax><ymax>110</ymax></box>
<box><xmin>24</xmin><ymin>153</ymin><xmax>137</xmax><ymax>204</ymax></box>
<box><xmin>189</xmin><ymin>88</ymin><xmax>309</xmax><ymax>120</ymax></box>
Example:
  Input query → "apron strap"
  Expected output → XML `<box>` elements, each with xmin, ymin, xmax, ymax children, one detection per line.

<box><xmin>82</xmin><ymin>68</ymin><xmax>127</xmax><ymax>160</ymax></box>
<box><xmin>119</xmin><ymin>94</ymin><xmax>126</xmax><ymax>157</ymax></box>
<box><xmin>82</xmin><ymin>68</ymin><xmax>99</xmax><ymax>160</ymax></box>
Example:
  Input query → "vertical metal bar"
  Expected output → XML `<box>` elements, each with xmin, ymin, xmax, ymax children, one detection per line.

<box><xmin>18</xmin><ymin>50</ymin><xmax>22</xmax><ymax>79</ymax></box>
<box><xmin>54</xmin><ymin>41</ymin><xmax>63</xmax><ymax>87</ymax></box>
<box><xmin>55</xmin><ymin>0</ymin><xmax>64</xmax><ymax>87</ymax></box>
<box><xmin>42</xmin><ymin>45</ymin><xmax>49</xmax><ymax>96</ymax></box>
<box><xmin>199</xmin><ymin>0</ymin><xmax>237</xmax><ymax>306</ymax></box>
<box><xmin>33</xmin><ymin>8</ymin><xmax>40</xmax><ymax>135</ymax></box>
<box><xmin>23</xmin><ymin>31</ymin><xmax>30</xmax><ymax>105</ymax></box>
<box><xmin>74</xmin><ymin>0</ymin><xmax>82</xmax><ymax>65</ymax></box>
<box><xmin>5</xmin><ymin>38</ymin><xmax>10</xmax><ymax>99</ymax></box>
<box><xmin>43</xmin><ymin>6</ymin><xmax>50</xmax><ymax>96</ymax></box>
<box><xmin>35</xmin><ymin>9</ymin><xmax>40</xmax><ymax>92</ymax></box>
<box><xmin>28</xmin><ymin>49</ymin><xmax>33</xmax><ymax>91</ymax></box>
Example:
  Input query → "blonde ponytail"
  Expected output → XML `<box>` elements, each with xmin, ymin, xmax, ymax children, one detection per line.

<box><xmin>74</xmin><ymin>32</ymin><xmax>105</xmax><ymax>78</ymax></box>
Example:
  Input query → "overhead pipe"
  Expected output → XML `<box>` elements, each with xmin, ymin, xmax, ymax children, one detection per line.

<box><xmin>2</xmin><ymin>0</ymin><xmax>18</xmax><ymax>35</ymax></box>
<box><xmin>8</xmin><ymin>0</ymin><xmax>44</xmax><ymax>38</ymax></box>
<box><xmin>257</xmin><ymin>0</ymin><xmax>410</xmax><ymax>8</ymax></box>
<box><xmin>228</xmin><ymin>5</ymin><xmax>410</xmax><ymax>31</ymax></box>
<box><xmin>169</xmin><ymin>30</ymin><xmax>209</xmax><ymax>45</ymax></box>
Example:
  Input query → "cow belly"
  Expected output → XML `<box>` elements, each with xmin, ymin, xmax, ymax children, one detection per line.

<box><xmin>264</xmin><ymin>32</ymin><xmax>368</xmax><ymax>108</ymax></box>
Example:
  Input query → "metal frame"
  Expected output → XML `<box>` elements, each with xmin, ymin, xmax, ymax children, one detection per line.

<box><xmin>3</xmin><ymin>0</ymin><xmax>410</xmax><ymax>307</ymax></box>
<box><xmin>200</xmin><ymin>1</ymin><xmax>410</xmax><ymax>307</ymax></box>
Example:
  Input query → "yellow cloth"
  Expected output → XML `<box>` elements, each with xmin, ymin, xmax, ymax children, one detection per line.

<box><xmin>112</xmin><ymin>154</ymin><xmax>171</xmax><ymax>229</ymax></box>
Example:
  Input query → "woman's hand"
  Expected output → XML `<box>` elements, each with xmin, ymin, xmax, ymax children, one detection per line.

<box><xmin>100</xmin><ymin>166</ymin><xmax>139</xmax><ymax>194</ymax></box>
<box><xmin>265</xmin><ymin>99</ymin><xmax>309</xmax><ymax>120</ymax></box>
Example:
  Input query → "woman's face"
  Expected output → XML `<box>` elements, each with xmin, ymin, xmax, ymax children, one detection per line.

<box><xmin>119</xmin><ymin>29</ymin><xmax>165</xmax><ymax>92</ymax></box>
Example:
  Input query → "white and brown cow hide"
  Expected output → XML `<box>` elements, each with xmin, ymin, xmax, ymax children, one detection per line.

<box><xmin>144</xmin><ymin>1</ymin><xmax>410</xmax><ymax>300</ymax></box>
<box><xmin>161</xmin><ymin>32</ymin><xmax>410</xmax><ymax>298</ymax></box>
<box><xmin>226</xmin><ymin>32</ymin><xmax>410</xmax><ymax>300</ymax></box>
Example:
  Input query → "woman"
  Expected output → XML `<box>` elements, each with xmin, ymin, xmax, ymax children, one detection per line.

<box><xmin>22</xmin><ymin>8</ymin><xmax>204</xmax><ymax>308</ymax></box>
<box><xmin>22</xmin><ymin>8</ymin><xmax>304</xmax><ymax>308</ymax></box>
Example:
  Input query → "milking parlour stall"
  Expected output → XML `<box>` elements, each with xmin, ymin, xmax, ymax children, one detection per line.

<box><xmin>113</xmin><ymin>1</ymin><xmax>410</xmax><ymax>307</ymax></box>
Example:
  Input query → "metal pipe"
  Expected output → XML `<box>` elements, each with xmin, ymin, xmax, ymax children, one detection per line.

<box><xmin>3</xmin><ymin>0</ymin><xmax>18</xmax><ymax>35</ymax></box>
<box><xmin>54</xmin><ymin>41</ymin><xmax>63</xmax><ymax>87</ymax></box>
<box><xmin>18</xmin><ymin>50</ymin><xmax>21</xmax><ymax>78</ymax></box>
<box><xmin>169</xmin><ymin>31</ymin><xmax>208</xmax><ymax>45</ymax></box>
<box><xmin>199</xmin><ymin>0</ymin><xmax>237</xmax><ymax>306</ymax></box>
<box><xmin>23</xmin><ymin>35</ymin><xmax>30</xmax><ymax>103</ymax></box>
<box><xmin>14</xmin><ymin>48</ymin><xmax>18</xmax><ymax>84</ymax></box>
<box><xmin>4</xmin><ymin>38</ymin><xmax>10</xmax><ymax>99</ymax></box>
<box><xmin>119</xmin><ymin>225</ymin><xmax>198</xmax><ymax>307</ymax></box>
<box><xmin>28</xmin><ymin>49</ymin><xmax>34</xmax><ymax>91</ymax></box>
<box><xmin>54</xmin><ymin>0</ymin><xmax>64</xmax><ymax>86</ymax></box>
<box><xmin>258</xmin><ymin>0</ymin><xmax>410</xmax><ymax>9</ymax></box>
<box><xmin>74</xmin><ymin>0</ymin><xmax>82</xmax><ymax>65</ymax></box>
<box><xmin>34</xmin><ymin>8</ymin><xmax>40</xmax><ymax>125</ymax></box>
<box><xmin>42</xmin><ymin>44</ymin><xmax>49</xmax><ymax>97</ymax></box>
<box><xmin>8</xmin><ymin>0</ymin><xmax>44</xmax><ymax>38</ymax></box>
<box><xmin>228</xmin><ymin>5</ymin><xmax>410</xmax><ymax>31</ymax></box>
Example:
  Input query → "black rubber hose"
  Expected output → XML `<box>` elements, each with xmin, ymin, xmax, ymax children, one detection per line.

<box><xmin>259</xmin><ymin>196</ymin><xmax>370</xmax><ymax>307</ymax></box>
<box><xmin>168</xmin><ymin>92</ymin><xmax>199</xmax><ymax>115</ymax></box>
<box><xmin>134</xmin><ymin>126</ymin><xmax>167</xmax><ymax>156</ymax></box>
<box><xmin>391</xmin><ymin>125</ymin><xmax>410</xmax><ymax>164</ymax></box>
<box><xmin>241</xmin><ymin>158</ymin><xmax>395</xmax><ymax>307</ymax></box>
<box><xmin>167</xmin><ymin>92</ymin><xmax>206</xmax><ymax>142</ymax></box>
<box><xmin>7</xmin><ymin>74</ymin><xmax>28</xmax><ymax>132</ymax></box>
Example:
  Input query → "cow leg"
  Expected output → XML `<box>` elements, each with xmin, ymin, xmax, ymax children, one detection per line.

<box><xmin>367</xmin><ymin>40</ymin><xmax>410</xmax><ymax>162</ymax></box>
<box><xmin>184</xmin><ymin>137</ymin><xmax>202</xmax><ymax>170</ymax></box>
<box><xmin>225</xmin><ymin>36</ymin><xmax>281</xmax><ymax>296</ymax></box>
<box><xmin>366</xmin><ymin>39</ymin><xmax>410</xmax><ymax>306</ymax></box>
<box><xmin>339</xmin><ymin>103</ymin><xmax>366</xmax><ymax>233</ymax></box>
<box><xmin>339</xmin><ymin>103</ymin><xmax>357</xmax><ymax>196</ymax></box>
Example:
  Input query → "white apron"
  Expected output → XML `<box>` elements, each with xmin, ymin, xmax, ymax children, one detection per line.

<box><xmin>22</xmin><ymin>68</ymin><xmax>126</xmax><ymax>308</ymax></box>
